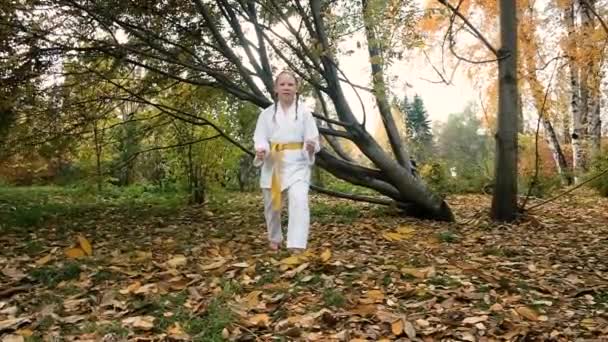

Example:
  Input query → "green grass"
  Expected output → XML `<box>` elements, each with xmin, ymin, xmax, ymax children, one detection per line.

<box><xmin>437</xmin><ymin>231</ymin><xmax>458</xmax><ymax>243</ymax></box>
<box><xmin>311</xmin><ymin>201</ymin><xmax>360</xmax><ymax>224</ymax></box>
<box><xmin>322</xmin><ymin>288</ymin><xmax>346</xmax><ymax>308</ymax></box>
<box><xmin>482</xmin><ymin>246</ymin><xmax>519</xmax><ymax>258</ymax></box>
<box><xmin>141</xmin><ymin>280</ymin><xmax>238</xmax><ymax>341</ymax></box>
<box><xmin>29</xmin><ymin>261</ymin><xmax>82</xmax><ymax>288</ymax></box>
<box><xmin>0</xmin><ymin>185</ymin><xmax>187</xmax><ymax>234</ymax></box>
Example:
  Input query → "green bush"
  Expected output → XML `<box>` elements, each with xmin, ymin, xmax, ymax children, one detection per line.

<box><xmin>588</xmin><ymin>152</ymin><xmax>608</xmax><ymax>196</ymax></box>
<box><xmin>519</xmin><ymin>174</ymin><xmax>562</xmax><ymax>198</ymax></box>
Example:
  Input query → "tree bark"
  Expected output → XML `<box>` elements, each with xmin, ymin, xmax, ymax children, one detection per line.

<box><xmin>579</xmin><ymin>0</ymin><xmax>602</xmax><ymax>158</ymax></box>
<box><xmin>491</xmin><ymin>0</ymin><xmax>519</xmax><ymax>221</ymax></box>
<box><xmin>565</xmin><ymin>0</ymin><xmax>587</xmax><ymax>182</ymax></box>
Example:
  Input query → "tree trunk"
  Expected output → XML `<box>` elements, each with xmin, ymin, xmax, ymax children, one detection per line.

<box><xmin>491</xmin><ymin>0</ymin><xmax>519</xmax><ymax>221</ymax></box>
<box><xmin>93</xmin><ymin>121</ymin><xmax>103</xmax><ymax>192</ymax></box>
<box><xmin>542</xmin><ymin>118</ymin><xmax>573</xmax><ymax>185</ymax></box>
<box><xmin>579</xmin><ymin>0</ymin><xmax>602</xmax><ymax>158</ymax></box>
<box><xmin>565</xmin><ymin>1</ymin><xmax>587</xmax><ymax>182</ymax></box>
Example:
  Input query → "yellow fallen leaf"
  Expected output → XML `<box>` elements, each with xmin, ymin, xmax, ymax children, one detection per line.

<box><xmin>167</xmin><ymin>255</ymin><xmax>187</xmax><ymax>268</ymax></box>
<box><xmin>16</xmin><ymin>329</ymin><xmax>33</xmax><ymax>337</ymax></box>
<box><xmin>383</xmin><ymin>232</ymin><xmax>405</xmax><ymax>241</ymax></box>
<box><xmin>119</xmin><ymin>281</ymin><xmax>142</xmax><ymax>295</ymax></box>
<box><xmin>65</xmin><ymin>247</ymin><xmax>85</xmax><ymax>259</ymax></box>
<box><xmin>167</xmin><ymin>322</ymin><xmax>190</xmax><ymax>339</ymax></box>
<box><xmin>366</xmin><ymin>290</ymin><xmax>385</xmax><ymax>301</ymax></box>
<box><xmin>248</xmin><ymin>313</ymin><xmax>270</xmax><ymax>327</ymax></box>
<box><xmin>396</xmin><ymin>226</ymin><xmax>416</xmax><ymax>235</ymax></box>
<box><xmin>244</xmin><ymin>290</ymin><xmax>263</xmax><ymax>309</ymax></box>
<box><xmin>391</xmin><ymin>319</ymin><xmax>404</xmax><ymax>335</ymax></box>
<box><xmin>35</xmin><ymin>254</ymin><xmax>52</xmax><ymax>266</ymax></box>
<box><xmin>280</xmin><ymin>256</ymin><xmax>303</xmax><ymax>266</ymax></box>
<box><xmin>320</xmin><ymin>249</ymin><xmax>332</xmax><ymax>262</ymax></box>
<box><xmin>77</xmin><ymin>235</ymin><xmax>93</xmax><ymax>256</ymax></box>
<box><xmin>516</xmin><ymin>306</ymin><xmax>538</xmax><ymax>321</ymax></box>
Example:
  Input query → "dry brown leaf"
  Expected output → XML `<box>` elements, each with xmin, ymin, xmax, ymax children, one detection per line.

<box><xmin>463</xmin><ymin>315</ymin><xmax>488</xmax><ymax>324</ymax></box>
<box><xmin>349</xmin><ymin>304</ymin><xmax>377</xmax><ymax>316</ymax></box>
<box><xmin>516</xmin><ymin>306</ymin><xmax>539</xmax><ymax>321</ymax></box>
<box><xmin>2</xmin><ymin>335</ymin><xmax>24</xmax><ymax>342</ymax></box>
<box><xmin>122</xmin><ymin>315</ymin><xmax>155</xmax><ymax>330</ymax></box>
<box><xmin>200</xmin><ymin>259</ymin><xmax>227</xmax><ymax>270</ymax></box>
<box><xmin>490</xmin><ymin>303</ymin><xmax>503</xmax><ymax>311</ymax></box>
<box><xmin>1</xmin><ymin>268</ymin><xmax>26</xmax><ymax>281</ymax></box>
<box><xmin>401</xmin><ymin>266</ymin><xmax>436</xmax><ymax>279</ymax></box>
<box><xmin>0</xmin><ymin>317</ymin><xmax>30</xmax><ymax>331</ymax></box>
<box><xmin>35</xmin><ymin>254</ymin><xmax>52</xmax><ymax>266</ymax></box>
<box><xmin>65</xmin><ymin>247</ymin><xmax>86</xmax><ymax>259</ymax></box>
<box><xmin>134</xmin><ymin>283</ymin><xmax>158</xmax><ymax>295</ymax></box>
<box><xmin>404</xmin><ymin>320</ymin><xmax>416</xmax><ymax>339</ymax></box>
<box><xmin>77</xmin><ymin>235</ymin><xmax>93</xmax><ymax>256</ymax></box>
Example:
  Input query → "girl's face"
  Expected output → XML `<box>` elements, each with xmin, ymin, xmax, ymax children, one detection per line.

<box><xmin>275</xmin><ymin>73</ymin><xmax>297</xmax><ymax>104</ymax></box>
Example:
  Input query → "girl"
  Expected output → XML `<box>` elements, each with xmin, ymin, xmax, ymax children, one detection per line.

<box><xmin>253</xmin><ymin>70</ymin><xmax>320</xmax><ymax>252</ymax></box>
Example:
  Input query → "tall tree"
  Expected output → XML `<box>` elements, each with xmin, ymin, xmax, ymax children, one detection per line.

<box><xmin>491</xmin><ymin>0</ymin><xmax>519</xmax><ymax>221</ymax></box>
<box><xmin>401</xmin><ymin>94</ymin><xmax>433</xmax><ymax>161</ymax></box>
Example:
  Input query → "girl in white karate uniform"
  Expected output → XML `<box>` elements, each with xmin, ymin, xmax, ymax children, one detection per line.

<box><xmin>253</xmin><ymin>70</ymin><xmax>320</xmax><ymax>252</ymax></box>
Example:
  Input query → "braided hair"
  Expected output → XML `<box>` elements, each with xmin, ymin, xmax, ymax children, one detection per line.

<box><xmin>272</xmin><ymin>70</ymin><xmax>299</xmax><ymax>123</ymax></box>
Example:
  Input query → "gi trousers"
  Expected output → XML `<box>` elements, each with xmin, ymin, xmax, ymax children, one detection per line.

<box><xmin>262</xmin><ymin>181</ymin><xmax>310</xmax><ymax>249</ymax></box>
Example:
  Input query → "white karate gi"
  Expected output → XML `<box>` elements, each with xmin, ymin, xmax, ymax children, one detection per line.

<box><xmin>253</xmin><ymin>102</ymin><xmax>320</xmax><ymax>249</ymax></box>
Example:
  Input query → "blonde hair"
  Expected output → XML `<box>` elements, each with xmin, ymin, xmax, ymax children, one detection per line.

<box><xmin>273</xmin><ymin>70</ymin><xmax>300</xmax><ymax>121</ymax></box>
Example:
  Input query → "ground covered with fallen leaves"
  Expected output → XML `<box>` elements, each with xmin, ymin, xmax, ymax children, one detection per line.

<box><xmin>1</xmin><ymin>186</ymin><xmax>608</xmax><ymax>341</ymax></box>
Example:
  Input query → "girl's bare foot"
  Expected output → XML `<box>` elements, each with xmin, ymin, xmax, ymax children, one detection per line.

<box><xmin>269</xmin><ymin>242</ymin><xmax>280</xmax><ymax>251</ymax></box>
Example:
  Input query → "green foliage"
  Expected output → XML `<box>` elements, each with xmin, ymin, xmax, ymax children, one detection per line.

<box><xmin>587</xmin><ymin>151</ymin><xmax>608</xmax><ymax>196</ymax></box>
<box><xmin>311</xmin><ymin>201</ymin><xmax>360</xmax><ymax>224</ymax></box>
<box><xmin>437</xmin><ymin>230</ymin><xmax>457</xmax><ymax>243</ymax></box>
<box><xmin>322</xmin><ymin>288</ymin><xmax>346</xmax><ymax>308</ymax></box>
<box><xmin>397</xmin><ymin>95</ymin><xmax>434</xmax><ymax>161</ymax></box>
<box><xmin>431</xmin><ymin>104</ymin><xmax>494</xmax><ymax>193</ymax></box>
<box><xmin>29</xmin><ymin>261</ymin><xmax>82</xmax><ymax>287</ymax></box>
<box><xmin>519</xmin><ymin>174</ymin><xmax>562</xmax><ymax>198</ymax></box>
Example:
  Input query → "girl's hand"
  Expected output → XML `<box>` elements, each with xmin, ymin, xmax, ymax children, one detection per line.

<box><xmin>256</xmin><ymin>149</ymin><xmax>266</xmax><ymax>160</ymax></box>
<box><xmin>305</xmin><ymin>140</ymin><xmax>316</xmax><ymax>156</ymax></box>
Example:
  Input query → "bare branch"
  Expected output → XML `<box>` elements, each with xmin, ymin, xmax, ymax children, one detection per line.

<box><xmin>318</xmin><ymin>127</ymin><xmax>354</xmax><ymax>140</ymax></box>
<box><xmin>437</xmin><ymin>0</ymin><xmax>498</xmax><ymax>55</ymax></box>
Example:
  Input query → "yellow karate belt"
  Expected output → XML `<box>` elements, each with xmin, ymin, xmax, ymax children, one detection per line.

<box><xmin>270</xmin><ymin>142</ymin><xmax>304</xmax><ymax>211</ymax></box>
